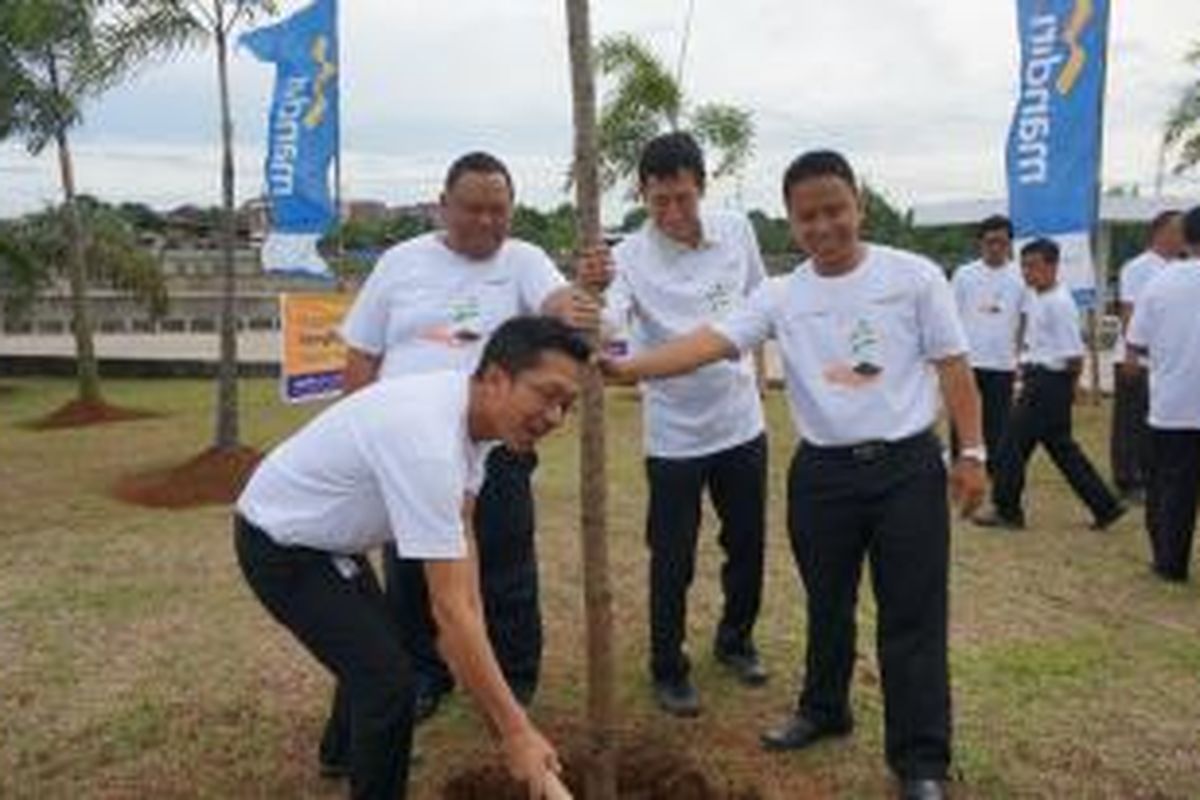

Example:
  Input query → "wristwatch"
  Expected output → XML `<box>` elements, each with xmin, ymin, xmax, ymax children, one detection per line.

<box><xmin>959</xmin><ymin>445</ymin><xmax>988</xmax><ymax>465</ymax></box>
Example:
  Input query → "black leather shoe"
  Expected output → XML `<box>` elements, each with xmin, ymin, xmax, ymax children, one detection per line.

<box><xmin>972</xmin><ymin>510</ymin><xmax>1025</xmax><ymax>531</ymax></box>
<box><xmin>653</xmin><ymin>678</ymin><xmax>701</xmax><ymax>717</ymax></box>
<box><xmin>760</xmin><ymin>712</ymin><xmax>852</xmax><ymax>751</ymax></box>
<box><xmin>898</xmin><ymin>778</ymin><xmax>946</xmax><ymax>800</ymax></box>
<box><xmin>714</xmin><ymin>647</ymin><xmax>769</xmax><ymax>687</ymax></box>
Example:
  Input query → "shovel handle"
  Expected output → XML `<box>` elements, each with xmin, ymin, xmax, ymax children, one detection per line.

<box><xmin>542</xmin><ymin>771</ymin><xmax>574</xmax><ymax>800</ymax></box>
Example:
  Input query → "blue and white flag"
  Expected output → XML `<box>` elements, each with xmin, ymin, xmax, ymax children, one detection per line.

<box><xmin>1005</xmin><ymin>0</ymin><xmax>1110</xmax><ymax>308</ymax></box>
<box><xmin>242</xmin><ymin>0</ymin><xmax>338</xmax><ymax>277</ymax></box>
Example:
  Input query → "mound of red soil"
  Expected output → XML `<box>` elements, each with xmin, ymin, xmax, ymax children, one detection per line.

<box><xmin>29</xmin><ymin>399</ymin><xmax>158</xmax><ymax>429</ymax></box>
<box><xmin>112</xmin><ymin>446</ymin><xmax>262</xmax><ymax>509</ymax></box>
<box><xmin>443</xmin><ymin>741</ymin><xmax>762</xmax><ymax>800</ymax></box>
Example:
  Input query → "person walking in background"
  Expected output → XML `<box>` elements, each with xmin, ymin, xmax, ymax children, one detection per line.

<box><xmin>975</xmin><ymin>238</ymin><xmax>1125</xmax><ymax>532</ymax></box>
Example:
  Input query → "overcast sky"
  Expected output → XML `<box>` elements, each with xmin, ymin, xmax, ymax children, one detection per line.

<box><xmin>3</xmin><ymin>0</ymin><xmax>1200</xmax><ymax>221</ymax></box>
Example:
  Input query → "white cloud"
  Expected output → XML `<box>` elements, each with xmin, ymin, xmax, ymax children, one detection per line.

<box><xmin>4</xmin><ymin>0</ymin><xmax>1200</xmax><ymax>220</ymax></box>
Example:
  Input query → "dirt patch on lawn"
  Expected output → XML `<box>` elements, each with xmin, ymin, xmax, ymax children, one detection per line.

<box><xmin>112</xmin><ymin>446</ymin><xmax>262</xmax><ymax>509</ymax></box>
<box><xmin>443</xmin><ymin>738</ymin><xmax>767</xmax><ymax>800</ymax></box>
<box><xmin>27</xmin><ymin>399</ymin><xmax>159</xmax><ymax>429</ymax></box>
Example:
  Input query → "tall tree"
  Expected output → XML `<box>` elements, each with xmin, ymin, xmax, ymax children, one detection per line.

<box><xmin>595</xmin><ymin>33</ymin><xmax>753</xmax><ymax>194</ymax></box>
<box><xmin>1163</xmin><ymin>41</ymin><xmax>1200</xmax><ymax>175</ymax></box>
<box><xmin>564</xmin><ymin>3</ymin><xmax>617</xmax><ymax>799</ymax></box>
<box><xmin>105</xmin><ymin>0</ymin><xmax>277</xmax><ymax>451</ymax></box>
<box><xmin>0</xmin><ymin>0</ymin><xmax>131</xmax><ymax>406</ymax></box>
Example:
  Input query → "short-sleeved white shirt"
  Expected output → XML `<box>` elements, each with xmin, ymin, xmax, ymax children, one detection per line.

<box><xmin>714</xmin><ymin>244</ymin><xmax>967</xmax><ymax>447</ymax></box>
<box><xmin>606</xmin><ymin>212</ymin><xmax>767</xmax><ymax>458</ymax></box>
<box><xmin>237</xmin><ymin>372</ymin><xmax>492</xmax><ymax>558</ymax></box>
<box><xmin>1127</xmin><ymin>262</ymin><xmax>1200</xmax><ymax>430</ymax></box>
<box><xmin>1020</xmin><ymin>284</ymin><xmax>1084</xmax><ymax>371</ymax></box>
<box><xmin>341</xmin><ymin>233</ymin><xmax>567</xmax><ymax>377</ymax></box>
<box><xmin>951</xmin><ymin>259</ymin><xmax>1025</xmax><ymax>371</ymax></box>
<box><xmin>1115</xmin><ymin>250</ymin><xmax>1171</xmax><ymax>363</ymax></box>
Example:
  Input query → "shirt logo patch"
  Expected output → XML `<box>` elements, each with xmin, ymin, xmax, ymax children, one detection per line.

<box><xmin>822</xmin><ymin>317</ymin><xmax>884</xmax><ymax>388</ymax></box>
<box><xmin>704</xmin><ymin>281</ymin><xmax>736</xmax><ymax>315</ymax></box>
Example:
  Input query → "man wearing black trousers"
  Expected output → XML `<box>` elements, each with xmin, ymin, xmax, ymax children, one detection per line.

<box><xmin>976</xmin><ymin>238</ymin><xmax>1125</xmax><ymax>531</ymax></box>
<box><xmin>599</xmin><ymin>132</ymin><xmax>770</xmax><ymax>716</ymax></box>
<box><xmin>604</xmin><ymin>150</ymin><xmax>987</xmax><ymax>800</ymax></box>
<box><xmin>331</xmin><ymin>151</ymin><xmax>605</xmax><ymax>762</ymax></box>
<box><xmin>234</xmin><ymin>317</ymin><xmax>587</xmax><ymax>800</ymax></box>
<box><xmin>1127</xmin><ymin>206</ymin><xmax>1200</xmax><ymax>582</ymax></box>
<box><xmin>1110</xmin><ymin>211</ymin><xmax>1184</xmax><ymax>502</ymax></box>
<box><xmin>951</xmin><ymin>215</ymin><xmax>1024</xmax><ymax>473</ymax></box>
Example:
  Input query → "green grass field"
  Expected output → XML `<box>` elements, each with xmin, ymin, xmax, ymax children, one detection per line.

<box><xmin>1</xmin><ymin>377</ymin><xmax>1198</xmax><ymax>799</ymax></box>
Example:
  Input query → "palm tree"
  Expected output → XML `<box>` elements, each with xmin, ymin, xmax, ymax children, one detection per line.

<box><xmin>564</xmin><ymin>3</ymin><xmax>618</xmax><ymax>798</ymax></box>
<box><xmin>595</xmin><ymin>33</ymin><xmax>753</xmax><ymax>194</ymax></box>
<box><xmin>1163</xmin><ymin>41</ymin><xmax>1200</xmax><ymax>175</ymax></box>
<box><xmin>0</xmin><ymin>0</ymin><xmax>130</xmax><ymax>407</ymax></box>
<box><xmin>104</xmin><ymin>0</ymin><xmax>276</xmax><ymax>451</ymax></box>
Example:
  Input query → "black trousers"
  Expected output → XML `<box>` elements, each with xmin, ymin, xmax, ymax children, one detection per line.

<box><xmin>1110</xmin><ymin>366</ymin><xmax>1151</xmax><ymax>494</ymax></box>
<box><xmin>951</xmin><ymin>369</ymin><xmax>1014</xmax><ymax>477</ymax></box>
<box><xmin>234</xmin><ymin>516</ymin><xmax>415</xmax><ymax>800</ymax></box>
<box><xmin>645</xmin><ymin>433</ymin><xmax>767</xmax><ymax>683</ymax></box>
<box><xmin>1146</xmin><ymin>428</ymin><xmax>1200</xmax><ymax>581</ymax></box>
<box><xmin>385</xmin><ymin>447</ymin><xmax>541</xmax><ymax>700</ymax></box>
<box><xmin>788</xmin><ymin>430</ymin><xmax>950</xmax><ymax>780</ymax></box>
<box><xmin>991</xmin><ymin>367</ymin><xmax>1121</xmax><ymax>523</ymax></box>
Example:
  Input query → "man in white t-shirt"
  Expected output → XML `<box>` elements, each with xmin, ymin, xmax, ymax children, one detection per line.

<box><xmin>976</xmin><ymin>239</ymin><xmax>1125</xmax><ymax>531</ymax></box>
<box><xmin>604</xmin><ymin>150</ymin><xmax>986</xmax><ymax>800</ymax></box>
<box><xmin>234</xmin><ymin>317</ymin><xmax>589</xmax><ymax>800</ymax></box>
<box><xmin>1127</xmin><ymin>206</ymin><xmax>1200</xmax><ymax>583</ymax></box>
<box><xmin>951</xmin><ymin>215</ymin><xmax>1024</xmax><ymax>474</ymax></box>
<box><xmin>1110</xmin><ymin>210</ymin><xmax>1185</xmax><ymax>501</ymax></box>
<box><xmin>327</xmin><ymin>153</ymin><xmax>606</xmax><ymax>760</ymax></box>
<box><xmin>600</xmin><ymin>132</ymin><xmax>770</xmax><ymax>716</ymax></box>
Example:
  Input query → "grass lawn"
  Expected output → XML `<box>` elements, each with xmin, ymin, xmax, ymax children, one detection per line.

<box><xmin>1</xmin><ymin>377</ymin><xmax>1198</xmax><ymax>799</ymax></box>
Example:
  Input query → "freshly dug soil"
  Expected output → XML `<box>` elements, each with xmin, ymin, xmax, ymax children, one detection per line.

<box><xmin>28</xmin><ymin>399</ymin><xmax>158</xmax><ymax>429</ymax></box>
<box><xmin>112</xmin><ymin>445</ymin><xmax>262</xmax><ymax>509</ymax></box>
<box><xmin>442</xmin><ymin>740</ymin><xmax>762</xmax><ymax>800</ymax></box>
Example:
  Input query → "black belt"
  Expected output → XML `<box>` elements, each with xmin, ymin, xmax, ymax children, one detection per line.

<box><xmin>799</xmin><ymin>428</ymin><xmax>937</xmax><ymax>463</ymax></box>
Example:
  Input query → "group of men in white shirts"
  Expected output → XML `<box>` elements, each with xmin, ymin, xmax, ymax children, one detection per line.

<box><xmin>959</xmin><ymin>206</ymin><xmax>1200</xmax><ymax>584</ymax></box>
<box><xmin>230</xmin><ymin>137</ymin><xmax>1199</xmax><ymax>800</ymax></box>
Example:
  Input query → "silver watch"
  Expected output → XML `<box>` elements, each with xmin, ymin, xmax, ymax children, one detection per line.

<box><xmin>959</xmin><ymin>445</ymin><xmax>988</xmax><ymax>464</ymax></box>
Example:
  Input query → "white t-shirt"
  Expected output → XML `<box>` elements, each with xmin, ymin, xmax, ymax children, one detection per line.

<box><xmin>1020</xmin><ymin>284</ymin><xmax>1084</xmax><ymax>371</ymax></box>
<box><xmin>607</xmin><ymin>212</ymin><xmax>767</xmax><ymax>458</ymax></box>
<box><xmin>341</xmin><ymin>233</ymin><xmax>567</xmax><ymax>377</ymax></box>
<box><xmin>714</xmin><ymin>244</ymin><xmax>967</xmax><ymax>447</ymax></box>
<box><xmin>951</xmin><ymin>259</ymin><xmax>1025</xmax><ymax>371</ymax></box>
<box><xmin>1115</xmin><ymin>250</ymin><xmax>1170</xmax><ymax>363</ymax></box>
<box><xmin>237</xmin><ymin>372</ymin><xmax>492</xmax><ymax>558</ymax></box>
<box><xmin>1127</xmin><ymin>262</ymin><xmax>1200</xmax><ymax>430</ymax></box>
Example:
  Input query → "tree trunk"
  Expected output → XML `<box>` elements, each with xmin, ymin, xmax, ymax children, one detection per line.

<box><xmin>564</xmin><ymin>2</ymin><xmax>617</xmax><ymax>798</ymax></box>
<box><xmin>212</xmin><ymin>2</ymin><xmax>240</xmax><ymax>450</ymax></box>
<box><xmin>48</xmin><ymin>54</ymin><xmax>102</xmax><ymax>405</ymax></box>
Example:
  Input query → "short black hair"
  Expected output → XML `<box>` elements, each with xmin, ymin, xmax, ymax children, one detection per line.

<box><xmin>475</xmin><ymin>316</ymin><xmax>592</xmax><ymax>378</ymax></box>
<box><xmin>1183</xmin><ymin>206</ymin><xmax>1200</xmax><ymax>247</ymax></box>
<box><xmin>638</xmin><ymin>132</ymin><xmax>706</xmax><ymax>190</ymax></box>
<box><xmin>1020</xmin><ymin>237</ymin><xmax>1060</xmax><ymax>265</ymax></box>
<box><xmin>978</xmin><ymin>215</ymin><xmax>1013</xmax><ymax>239</ymax></box>
<box><xmin>444</xmin><ymin>151</ymin><xmax>514</xmax><ymax>195</ymax></box>
<box><xmin>1148</xmin><ymin>209</ymin><xmax>1182</xmax><ymax>240</ymax></box>
<box><xmin>782</xmin><ymin>150</ymin><xmax>857</xmax><ymax>205</ymax></box>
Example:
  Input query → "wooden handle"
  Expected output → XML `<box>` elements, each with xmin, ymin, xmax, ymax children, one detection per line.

<box><xmin>543</xmin><ymin>771</ymin><xmax>574</xmax><ymax>800</ymax></box>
